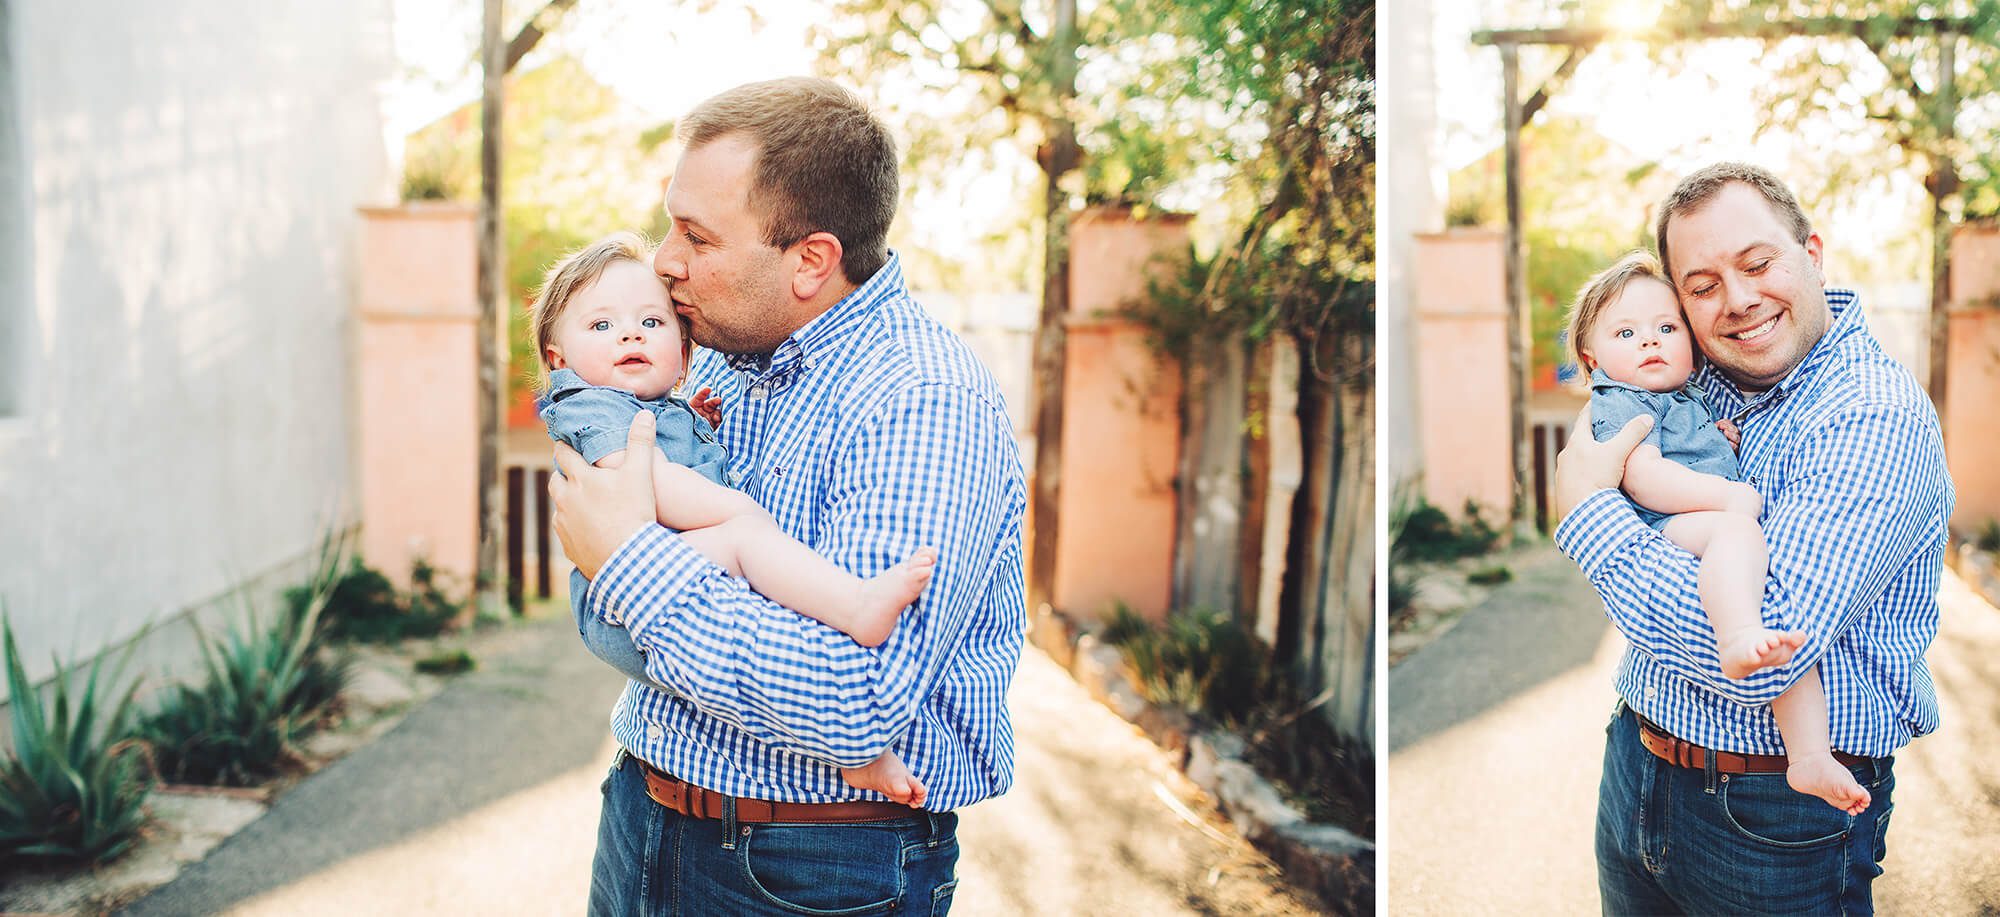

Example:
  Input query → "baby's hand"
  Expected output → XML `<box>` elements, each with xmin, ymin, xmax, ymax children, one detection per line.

<box><xmin>1716</xmin><ymin>417</ymin><xmax>1743</xmax><ymax>452</ymax></box>
<box><xmin>690</xmin><ymin>387</ymin><xmax>722</xmax><ymax>428</ymax></box>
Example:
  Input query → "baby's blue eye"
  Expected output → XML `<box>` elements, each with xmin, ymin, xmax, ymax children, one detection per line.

<box><xmin>590</xmin><ymin>319</ymin><xmax>611</xmax><ymax>332</ymax></box>
<box><xmin>1616</xmin><ymin>328</ymin><xmax>1633</xmax><ymax>339</ymax></box>
<box><xmin>643</xmin><ymin>317</ymin><xmax>663</xmax><ymax>328</ymax></box>
<box><xmin>1659</xmin><ymin>323</ymin><xmax>1678</xmax><ymax>334</ymax></box>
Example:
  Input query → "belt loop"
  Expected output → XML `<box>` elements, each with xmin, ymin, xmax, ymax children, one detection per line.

<box><xmin>1703</xmin><ymin>747</ymin><xmax>1718</xmax><ymax>794</ymax></box>
<box><xmin>721</xmin><ymin>797</ymin><xmax>739</xmax><ymax>849</ymax></box>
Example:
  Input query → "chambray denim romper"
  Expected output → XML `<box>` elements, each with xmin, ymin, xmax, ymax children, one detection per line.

<box><xmin>539</xmin><ymin>368</ymin><xmax>735</xmax><ymax>687</ymax></box>
<box><xmin>1587</xmin><ymin>367</ymin><xmax>1741</xmax><ymax>531</ymax></box>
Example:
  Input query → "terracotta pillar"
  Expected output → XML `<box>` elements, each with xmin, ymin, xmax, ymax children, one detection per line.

<box><xmin>1947</xmin><ymin>225</ymin><xmax>2000</xmax><ymax>532</ymax></box>
<box><xmin>355</xmin><ymin>204</ymin><xmax>480</xmax><ymax>588</ymax></box>
<box><xmin>1412</xmin><ymin>229</ymin><xmax>1513</xmax><ymax>521</ymax></box>
<box><xmin>1051</xmin><ymin>207</ymin><xmax>1188</xmax><ymax>624</ymax></box>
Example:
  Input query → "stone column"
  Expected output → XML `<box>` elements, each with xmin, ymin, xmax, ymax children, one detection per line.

<box><xmin>1412</xmin><ymin>228</ymin><xmax>1513</xmax><ymax>521</ymax></box>
<box><xmin>354</xmin><ymin>203</ymin><xmax>480</xmax><ymax>588</ymax></box>
<box><xmin>1947</xmin><ymin>224</ymin><xmax>2000</xmax><ymax>532</ymax></box>
<box><xmin>1051</xmin><ymin>207</ymin><xmax>1188</xmax><ymax>625</ymax></box>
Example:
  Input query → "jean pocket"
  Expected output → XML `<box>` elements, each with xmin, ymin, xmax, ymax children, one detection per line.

<box><xmin>1716</xmin><ymin>772</ymin><xmax>1850</xmax><ymax>849</ymax></box>
<box><xmin>737</xmin><ymin>823</ymin><xmax>904</xmax><ymax>915</ymax></box>
<box><xmin>931</xmin><ymin>878</ymin><xmax>958</xmax><ymax>914</ymax></box>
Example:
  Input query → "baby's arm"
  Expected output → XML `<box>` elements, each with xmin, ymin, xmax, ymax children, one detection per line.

<box><xmin>1622</xmin><ymin>445</ymin><xmax>1762</xmax><ymax>518</ymax></box>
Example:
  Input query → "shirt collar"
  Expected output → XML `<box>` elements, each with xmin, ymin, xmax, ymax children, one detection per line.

<box><xmin>722</xmin><ymin>251</ymin><xmax>906</xmax><ymax>378</ymax></box>
<box><xmin>1692</xmin><ymin>286</ymin><xmax>1863</xmax><ymax>407</ymax></box>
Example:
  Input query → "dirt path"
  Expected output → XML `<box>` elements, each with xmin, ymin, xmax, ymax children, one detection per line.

<box><xmin>1388</xmin><ymin>547</ymin><xmax>2000</xmax><ymax>913</ymax></box>
<box><xmin>121</xmin><ymin>616</ymin><xmax>1321</xmax><ymax>915</ymax></box>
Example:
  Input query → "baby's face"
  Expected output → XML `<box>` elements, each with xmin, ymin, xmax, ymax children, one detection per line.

<box><xmin>1583</xmin><ymin>278</ymin><xmax>1695</xmax><ymax>393</ymax></box>
<box><xmin>547</xmin><ymin>259</ymin><xmax>687</xmax><ymax>401</ymax></box>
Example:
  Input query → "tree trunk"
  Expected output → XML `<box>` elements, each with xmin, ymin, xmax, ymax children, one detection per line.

<box><xmin>1026</xmin><ymin>0</ymin><xmax>1079</xmax><ymax>619</ymax></box>
<box><xmin>1927</xmin><ymin>32</ymin><xmax>1957</xmax><ymax>423</ymax></box>
<box><xmin>476</xmin><ymin>0</ymin><xmax>507</xmax><ymax>615</ymax></box>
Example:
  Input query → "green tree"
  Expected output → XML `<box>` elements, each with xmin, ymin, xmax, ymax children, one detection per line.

<box><xmin>1630</xmin><ymin>1</ymin><xmax>2000</xmax><ymax>415</ymax></box>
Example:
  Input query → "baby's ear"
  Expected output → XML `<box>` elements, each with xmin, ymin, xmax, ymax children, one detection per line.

<box><xmin>545</xmin><ymin>347</ymin><xmax>566</xmax><ymax>370</ymax></box>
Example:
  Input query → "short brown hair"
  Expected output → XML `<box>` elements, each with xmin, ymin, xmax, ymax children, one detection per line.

<box><xmin>1564</xmin><ymin>250</ymin><xmax>1673</xmax><ymax>374</ymax></box>
<box><xmin>525</xmin><ymin>231</ymin><xmax>691</xmax><ymax>388</ymax></box>
<box><xmin>1655</xmin><ymin>162</ymin><xmax>1812</xmax><ymax>283</ymax></box>
<box><xmin>679</xmin><ymin>77</ymin><xmax>898</xmax><ymax>284</ymax></box>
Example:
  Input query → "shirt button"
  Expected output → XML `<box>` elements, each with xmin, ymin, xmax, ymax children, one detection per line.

<box><xmin>1645</xmin><ymin>687</ymin><xmax>1657</xmax><ymax>699</ymax></box>
<box><xmin>748</xmin><ymin>385</ymin><xmax>766</xmax><ymax>401</ymax></box>
<box><xmin>647</xmin><ymin>725</ymin><xmax>663</xmax><ymax>743</ymax></box>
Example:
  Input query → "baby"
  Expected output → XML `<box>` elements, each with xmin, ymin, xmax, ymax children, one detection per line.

<box><xmin>1565</xmin><ymin>250</ymin><xmax>1867</xmax><ymax>814</ymax></box>
<box><xmin>529</xmin><ymin>231</ymin><xmax>935</xmax><ymax>806</ymax></box>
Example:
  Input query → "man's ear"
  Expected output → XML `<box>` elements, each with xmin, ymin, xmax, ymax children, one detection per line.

<box><xmin>789</xmin><ymin>231</ymin><xmax>846</xmax><ymax>300</ymax></box>
<box><xmin>1802</xmin><ymin>231</ymin><xmax>1825</xmax><ymax>283</ymax></box>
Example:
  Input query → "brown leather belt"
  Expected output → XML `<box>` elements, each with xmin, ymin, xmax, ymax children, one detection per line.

<box><xmin>1636</xmin><ymin>714</ymin><xmax>1867</xmax><ymax>774</ymax></box>
<box><xmin>630</xmin><ymin>754</ymin><xmax>917</xmax><ymax>824</ymax></box>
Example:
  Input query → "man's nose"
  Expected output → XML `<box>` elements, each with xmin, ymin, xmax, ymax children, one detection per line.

<box><xmin>654</xmin><ymin>240</ymin><xmax>688</xmax><ymax>280</ymax></box>
<box><xmin>1721</xmin><ymin>273</ymin><xmax>1758</xmax><ymax>314</ymax></box>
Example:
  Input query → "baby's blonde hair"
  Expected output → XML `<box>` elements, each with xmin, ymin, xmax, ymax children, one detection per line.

<box><xmin>524</xmin><ymin>231</ymin><xmax>691</xmax><ymax>389</ymax></box>
<box><xmin>1563</xmin><ymin>250</ymin><xmax>1674</xmax><ymax>375</ymax></box>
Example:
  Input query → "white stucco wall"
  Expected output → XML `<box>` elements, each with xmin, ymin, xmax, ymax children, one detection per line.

<box><xmin>0</xmin><ymin>0</ymin><xmax>393</xmax><ymax>687</ymax></box>
<box><xmin>1381</xmin><ymin>0</ymin><xmax>1445</xmax><ymax>495</ymax></box>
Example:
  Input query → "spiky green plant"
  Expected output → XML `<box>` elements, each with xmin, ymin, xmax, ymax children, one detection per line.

<box><xmin>139</xmin><ymin>534</ymin><xmax>352</xmax><ymax>786</ymax></box>
<box><xmin>0</xmin><ymin>616</ymin><xmax>150</xmax><ymax>865</ymax></box>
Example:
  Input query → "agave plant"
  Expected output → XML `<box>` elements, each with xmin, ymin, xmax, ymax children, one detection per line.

<box><xmin>139</xmin><ymin>532</ymin><xmax>353</xmax><ymax>786</ymax></box>
<box><xmin>0</xmin><ymin>616</ymin><xmax>150</xmax><ymax>864</ymax></box>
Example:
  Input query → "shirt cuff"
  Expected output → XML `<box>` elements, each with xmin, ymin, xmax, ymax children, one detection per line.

<box><xmin>1553</xmin><ymin>488</ymin><xmax>1650</xmax><ymax>576</ymax></box>
<box><xmin>586</xmin><ymin>523</ymin><xmax>711</xmax><ymax>634</ymax></box>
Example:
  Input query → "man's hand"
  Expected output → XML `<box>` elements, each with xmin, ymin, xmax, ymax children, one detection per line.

<box><xmin>1553</xmin><ymin>403</ymin><xmax>1652</xmax><ymax>524</ymax></box>
<box><xmin>550</xmin><ymin>410</ymin><xmax>659</xmax><ymax>579</ymax></box>
<box><xmin>689</xmin><ymin>387</ymin><xmax>722</xmax><ymax>428</ymax></box>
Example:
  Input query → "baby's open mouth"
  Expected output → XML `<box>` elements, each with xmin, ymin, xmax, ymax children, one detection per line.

<box><xmin>617</xmin><ymin>356</ymin><xmax>650</xmax><ymax>366</ymax></box>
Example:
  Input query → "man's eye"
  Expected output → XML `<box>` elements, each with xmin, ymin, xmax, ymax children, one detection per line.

<box><xmin>683</xmin><ymin>230</ymin><xmax>705</xmax><ymax>246</ymax></box>
<box><xmin>591</xmin><ymin>320</ymin><xmax>611</xmax><ymax>332</ymax></box>
<box><xmin>1747</xmin><ymin>259</ymin><xmax>1771</xmax><ymax>273</ymax></box>
<box><xmin>1690</xmin><ymin>284</ymin><xmax>1717</xmax><ymax>298</ymax></box>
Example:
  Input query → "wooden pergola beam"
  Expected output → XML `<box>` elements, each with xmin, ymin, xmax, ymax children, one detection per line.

<box><xmin>1474</xmin><ymin>17</ymin><xmax>1987</xmax><ymax>47</ymax></box>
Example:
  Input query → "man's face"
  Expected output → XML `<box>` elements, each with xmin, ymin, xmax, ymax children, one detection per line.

<box><xmin>1581</xmin><ymin>278</ymin><xmax>1695</xmax><ymax>394</ymax></box>
<box><xmin>1663</xmin><ymin>182</ymin><xmax>1830</xmax><ymax>392</ymax></box>
<box><xmin>546</xmin><ymin>259</ymin><xmax>688</xmax><ymax>402</ymax></box>
<box><xmin>653</xmin><ymin>133</ymin><xmax>793</xmax><ymax>356</ymax></box>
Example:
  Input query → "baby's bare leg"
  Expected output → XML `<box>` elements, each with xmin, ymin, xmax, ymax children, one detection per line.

<box><xmin>648</xmin><ymin>452</ymin><xmax>766</xmax><ymax>530</ymax></box>
<box><xmin>1659</xmin><ymin>510</ymin><xmax>1802</xmax><ymax>679</ymax></box>
<box><xmin>839</xmin><ymin>751</ymin><xmax>927</xmax><ymax>807</ymax></box>
<box><xmin>1773</xmin><ymin>669</ymin><xmax>1871</xmax><ymax>814</ymax></box>
<box><xmin>1622</xmin><ymin>446</ymin><xmax>1762</xmax><ymax>517</ymax></box>
<box><xmin>680</xmin><ymin>519</ymin><xmax>935</xmax><ymax>646</ymax></box>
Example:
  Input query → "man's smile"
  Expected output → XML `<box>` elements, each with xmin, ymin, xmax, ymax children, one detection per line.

<box><xmin>1726</xmin><ymin>314</ymin><xmax>1781</xmax><ymax>343</ymax></box>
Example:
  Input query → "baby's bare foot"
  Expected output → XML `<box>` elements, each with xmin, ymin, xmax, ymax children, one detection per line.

<box><xmin>840</xmin><ymin>753</ymin><xmax>927</xmax><ymax>807</ymax></box>
<box><xmin>1788</xmin><ymin>752</ymin><xmax>1871</xmax><ymax>815</ymax></box>
<box><xmin>1718</xmin><ymin>627</ymin><xmax>1806</xmax><ymax>680</ymax></box>
<box><xmin>850</xmin><ymin>547</ymin><xmax>937</xmax><ymax>646</ymax></box>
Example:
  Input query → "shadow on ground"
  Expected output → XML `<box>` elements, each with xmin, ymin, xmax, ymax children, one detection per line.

<box><xmin>1388</xmin><ymin>545</ymin><xmax>1609</xmax><ymax>753</ymax></box>
<box><xmin>120</xmin><ymin>616</ymin><xmax>626</xmax><ymax>915</ymax></box>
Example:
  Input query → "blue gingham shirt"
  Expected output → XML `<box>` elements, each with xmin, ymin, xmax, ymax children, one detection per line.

<box><xmin>585</xmin><ymin>253</ymin><xmax>1027</xmax><ymax>809</ymax></box>
<box><xmin>1556</xmin><ymin>289</ymin><xmax>1952</xmax><ymax>758</ymax></box>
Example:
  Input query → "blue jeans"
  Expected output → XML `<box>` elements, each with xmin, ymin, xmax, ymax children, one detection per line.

<box><xmin>1596</xmin><ymin>703</ymin><xmax>1895</xmax><ymax>916</ymax></box>
<box><xmin>589</xmin><ymin>750</ymin><xmax>960</xmax><ymax>916</ymax></box>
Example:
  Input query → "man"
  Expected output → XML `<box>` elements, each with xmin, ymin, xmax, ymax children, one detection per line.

<box><xmin>1553</xmin><ymin>162</ymin><xmax>1953</xmax><ymax>914</ymax></box>
<box><xmin>549</xmin><ymin>77</ymin><xmax>1025</xmax><ymax>915</ymax></box>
